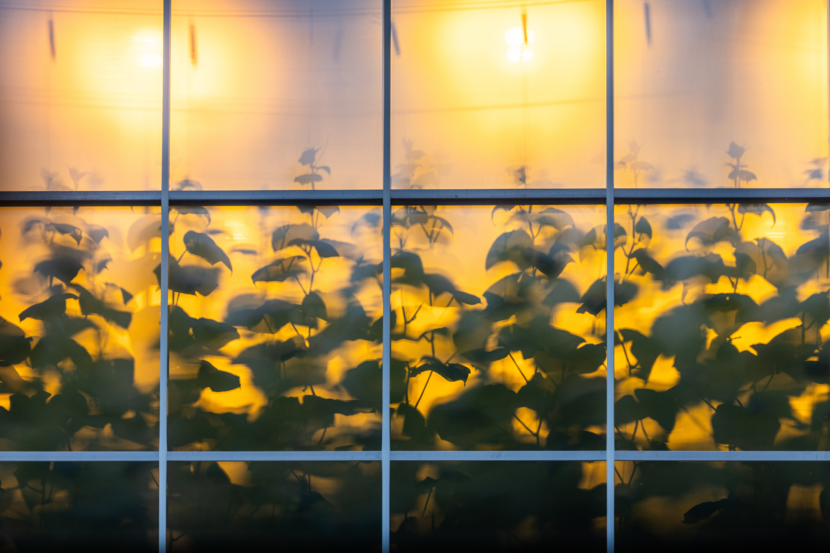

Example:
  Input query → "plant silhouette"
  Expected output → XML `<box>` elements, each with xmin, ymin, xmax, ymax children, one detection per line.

<box><xmin>391</xmin><ymin>461</ymin><xmax>606</xmax><ymax>552</ymax></box>
<box><xmin>389</xmin><ymin>195</ymin><xmax>608</xmax><ymax>450</ymax></box>
<box><xmin>615</xmin><ymin>461</ymin><xmax>830</xmax><ymax>552</ymax></box>
<box><xmin>0</xmin><ymin>206</ymin><xmax>160</xmax><ymax>451</ymax></box>
<box><xmin>167</xmin><ymin>461</ymin><xmax>380</xmax><ymax>552</ymax></box>
<box><xmin>615</xmin><ymin>202</ymin><xmax>829</xmax><ymax>452</ymax></box>
<box><xmin>725</xmin><ymin>142</ymin><xmax>757</xmax><ymax>188</ymax></box>
<box><xmin>166</xmin><ymin>198</ymin><xmax>384</xmax><ymax>451</ymax></box>
<box><xmin>0</xmin><ymin>461</ymin><xmax>157</xmax><ymax>552</ymax></box>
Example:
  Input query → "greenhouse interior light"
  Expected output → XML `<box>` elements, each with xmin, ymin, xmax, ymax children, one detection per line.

<box><xmin>505</xmin><ymin>13</ymin><xmax>535</xmax><ymax>64</ymax></box>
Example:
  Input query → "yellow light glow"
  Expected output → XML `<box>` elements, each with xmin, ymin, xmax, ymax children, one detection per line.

<box><xmin>133</xmin><ymin>31</ymin><xmax>163</xmax><ymax>67</ymax></box>
<box><xmin>505</xmin><ymin>26</ymin><xmax>535</xmax><ymax>63</ymax></box>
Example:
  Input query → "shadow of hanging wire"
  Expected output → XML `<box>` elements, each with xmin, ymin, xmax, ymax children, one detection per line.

<box><xmin>48</xmin><ymin>17</ymin><xmax>56</xmax><ymax>60</ymax></box>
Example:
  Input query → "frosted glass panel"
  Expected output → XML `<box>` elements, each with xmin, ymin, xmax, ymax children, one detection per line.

<box><xmin>392</xmin><ymin>0</ymin><xmax>606</xmax><ymax>189</ymax></box>
<box><xmin>615</xmin><ymin>0</ymin><xmax>828</xmax><ymax>188</ymax></box>
<box><xmin>0</xmin><ymin>1</ymin><xmax>163</xmax><ymax>191</ymax></box>
<box><xmin>170</xmin><ymin>0</ymin><xmax>382</xmax><ymax>191</ymax></box>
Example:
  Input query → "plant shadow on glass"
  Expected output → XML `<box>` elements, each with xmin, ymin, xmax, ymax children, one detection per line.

<box><xmin>614</xmin><ymin>203</ymin><xmax>830</xmax><ymax>451</ymax></box>
<box><xmin>390</xmin><ymin>204</ymin><xmax>608</xmax><ymax>450</ymax></box>
<box><xmin>0</xmin><ymin>207</ymin><xmax>160</xmax><ymax>451</ymax></box>
<box><xmin>168</xmin><ymin>461</ymin><xmax>380</xmax><ymax>552</ymax></box>
<box><xmin>391</xmin><ymin>461</ymin><xmax>606</xmax><ymax>552</ymax></box>
<box><xmin>165</xmin><ymin>204</ymin><xmax>383</xmax><ymax>450</ymax></box>
<box><xmin>0</xmin><ymin>462</ymin><xmax>158</xmax><ymax>553</ymax></box>
<box><xmin>615</xmin><ymin>461</ymin><xmax>830</xmax><ymax>552</ymax></box>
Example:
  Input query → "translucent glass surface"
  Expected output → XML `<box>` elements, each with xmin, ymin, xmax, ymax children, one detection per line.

<box><xmin>390</xmin><ymin>205</ymin><xmax>607</xmax><ymax>451</ymax></box>
<box><xmin>168</xmin><ymin>461</ymin><xmax>380</xmax><ymax>550</ymax></box>
<box><xmin>170</xmin><ymin>0</ymin><xmax>382</xmax><ymax>191</ymax></box>
<box><xmin>0</xmin><ymin>461</ymin><xmax>159</xmax><ymax>552</ymax></box>
<box><xmin>615</xmin><ymin>0</ymin><xmax>828</xmax><ymax>188</ymax></box>
<box><xmin>167</xmin><ymin>206</ymin><xmax>383</xmax><ymax>450</ymax></box>
<box><xmin>0</xmin><ymin>206</ymin><xmax>160</xmax><ymax>451</ymax></box>
<box><xmin>615</xmin><ymin>461</ymin><xmax>830</xmax><ymax>551</ymax></box>
<box><xmin>391</xmin><ymin>461</ymin><xmax>607</xmax><ymax>551</ymax></box>
<box><xmin>614</xmin><ymin>203</ymin><xmax>830</xmax><ymax>451</ymax></box>
<box><xmin>0</xmin><ymin>1</ymin><xmax>163</xmax><ymax>191</ymax></box>
<box><xmin>391</xmin><ymin>0</ymin><xmax>606</xmax><ymax>189</ymax></box>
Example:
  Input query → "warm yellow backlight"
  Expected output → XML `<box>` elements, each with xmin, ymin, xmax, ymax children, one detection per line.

<box><xmin>132</xmin><ymin>31</ymin><xmax>163</xmax><ymax>67</ymax></box>
<box><xmin>505</xmin><ymin>26</ymin><xmax>535</xmax><ymax>63</ymax></box>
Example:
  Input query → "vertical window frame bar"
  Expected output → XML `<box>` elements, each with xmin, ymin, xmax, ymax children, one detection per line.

<box><xmin>605</xmin><ymin>1</ymin><xmax>615</xmax><ymax>552</ymax></box>
<box><xmin>382</xmin><ymin>0</ymin><xmax>393</xmax><ymax>552</ymax></box>
<box><xmin>159</xmin><ymin>0</ymin><xmax>172</xmax><ymax>550</ymax></box>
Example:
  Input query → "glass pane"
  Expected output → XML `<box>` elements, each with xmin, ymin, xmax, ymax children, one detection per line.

<box><xmin>0</xmin><ymin>206</ymin><xmax>160</xmax><ymax>451</ymax></box>
<box><xmin>614</xmin><ymin>203</ymin><xmax>830</xmax><ymax>451</ymax></box>
<box><xmin>0</xmin><ymin>461</ymin><xmax>159</xmax><ymax>551</ymax></box>
<box><xmin>391</xmin><ymin>205</ymin><xmax>607</xmax><ymax>451</ymax></box>
<box><xmin>168</xmin><ymin>461</ymin><xmax>380</xmax><ymax>550</ymax></box>
<box><xmin>167</xmin><ymin>205</ymin><xmax>383</xmax><ymax>450</ymax></box>
<box><xmin>615</xmin><ymin>0</ymin><xmax>828</xmax><ymax>189</ymax></box>
<box><xmin>391</xmin><ymin>461</ymin><xmax>607</xmax><ymax>551</ymax></box>
<box><xmin>170</xmin><ymin>0</ymin><xmax>382</xmax><ymax>191</ymax></box>
<box><xmin>391</xmin><ymin>0</ymin><xmax>606</xmax><ymax>190</ymax></box>
<box><xmin>615</xmin><ymin>461</ymin><xmax>830</xmax><ymax>550</ymax></box>
<box><xmin>0</xmin><ymin>1</ymin><xmax>163</xmax><ymax>191</ymax></box>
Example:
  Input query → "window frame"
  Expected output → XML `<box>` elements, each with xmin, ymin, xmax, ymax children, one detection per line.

<box><xmin>0</xmin><ymin>1</ymin><xmax>828</xmax><ymax>552</ymax></box>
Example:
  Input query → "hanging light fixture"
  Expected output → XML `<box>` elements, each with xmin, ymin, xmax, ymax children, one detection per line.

<box><xmin>505</xmin><ymin>11</ymin><xmax>534</xmax><ymax>64</ymax></box>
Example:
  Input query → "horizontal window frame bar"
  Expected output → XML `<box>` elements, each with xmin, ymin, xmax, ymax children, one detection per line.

<box><xmin>3</xmin><ymin>450</ymin><xmax>827</xmax><ymax>463</ymax></box>
<box><xmin>0</xmin><ymin>451</ymin><xmax>160</xmax><ymax>462</ymax></box>
<box><xmin>390</xmin><ymin>450</ymin><xmax>606</xmax><ymax>461</ymax></box>
<box><xmin>615</xmin><ymin>451</ymin><xmax>830</xmax><ymax>462</ymax></box>
<box><xmin>1</xmin><ymin>188</ymin><xmax>826</xmax><ymax>207</ymax></box>
<box><xmin>613</xmin><ymin>188</ymin><xmax>829</xmax><ymax>204</ymax></box>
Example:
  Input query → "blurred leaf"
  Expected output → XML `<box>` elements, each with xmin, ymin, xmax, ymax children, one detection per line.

<box><xmin>19</xmin><ymin>293</ymin><xmax>78</xmax><ymax>322</ymax></box>
<box><xmin>577</xmin><ymin>278</ymin><xmax>638</xmax><ymax>316</ymax></box>
<box><xmin>127</xmin><ymin>214</ymin><xmax>165</xmax><ymax>251</ymax></box>
<box><xmin>30</xmin><ymin>336</ymin><xmax>92</xmax><ymax>368</ymax></box>
<box><xmin>683</xmin><ymin>499</ymin><xmax>730</xmax><ymax>524</ymax></box>
<box><xmin>294</xmin><ymin>173</ymin><xmax>324</xmax><ymax>185</ymax></box>
<box><xmin>635</xmin><ymin>217</ymin><xmax>652</xmax><ymax>239</ymax></box>
<box><xmin>738</xmin><ymin>204</ymin><xmax>776</xmax><ymax>225</ymax></box>
<box><xmin>409</xmin><ymin>356</ymin><xmax>471</xmax><ymax>384</ymax></box>
<box><xmin>174</xmin><ymin>206</ymin><xmax>212</xmax><ymax>224</ymax></box>
<box><xmin>0</xmin><ymin>316</ymin><xmax>32</xmax><ymax>366</ymax></box>
<box><xmin>34</xmin><ymin>256</ymin><xmax>84</xmax><ymax>285</ymax></box>
<box><xmin>156</xmin><ymin>256</ymin><xmax>220</xmax><ymax>296</ymax></box>
<box><xmin>685</xmin><ymin>217</ymin><xmax>737</xmax><ymax>250</ymax></box>
<box><xmin>196</xmin><ymin>360</ymin><xmax>240</xmax><ymax>392</ymax></box>
<box><xmin>251</xmin><ymin>257</ymin><xmax>307</xmax><ymax>284</ymax></box>
<box><xmin>298</xmin><ymin>148</ymin><xmax>320</xmax><ymax>166</ymax></box>
<box><xmin>70</xmin><ymin>285</ymin><xmax>132</xmax><ymax>328</ymax></box>
<box><xmin>184</xmin><ymin>231</ymin><xmax>232</xmax><ymax>271</ymax></box>
<box><xmin>272</xmin><ymin>224</ymin><xmax>319</xmax><ymax>251</ymax></box>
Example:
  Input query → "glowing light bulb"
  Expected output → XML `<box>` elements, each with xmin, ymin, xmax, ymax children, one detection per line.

<box><xmin>133</xmin><ymin>31</ymin><xmax>162</xmax><ymax>67</ymax></box>
<box><xmin>505</xmin><ymin>26</ymin><xmax>535</xmax><ymax>64</ymax></box>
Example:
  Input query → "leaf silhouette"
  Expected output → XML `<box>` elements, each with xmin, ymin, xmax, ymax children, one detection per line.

<box><xmin>0</xmin><ymin>316</ymin><xmax>32</xmax><ymax>366</ymax></box>
<box><xmin>70</xmin><ymin>285</ymin><xmax>132</xmax><ymax>328</ymax></box>
<box><xmin>34</xmin><ymin>257</ymin><xmax>84</xmax><ymax>284</ymax></box>
<box><xmin>196</xmin><ymin>360</ymin><xmax>240</xmax><ymax>392</ymax></box>
<box><xmin>409</xmin><ymin>356</ymin><xmax>471</xmax><ymax>384</ymax></box>
<box><xmin>174</xmin><ymin>206</ymin><xmax>212</xmax><ymax>224</ymax></box>
<box><xmin>682</xmin><ymin>499</ymin><xmax>730</xmax><ymax>524</ymax></box>
<box><xmin>685</xmin><ymin>217</ymin><xmax>737</xmax><ymax>250</ymax></box>
<box><xmin>19</xmin><ymin>293</ymin><xmax>78</xmax><ymax>322</ymax></box>
<box><xmin>184</xmin><ymin>231</ymin><xmax>232</xmax><ymax>271</ymax></box>
<box><xmin>738</xmin><ymin>204</ymin><xmax>775</xmax><ymax>225</ymax></box>
<box><xmin>251</xmin><ymin>257</ymin><xmax>307</xmax><ymax>283</ymax></box>
<box><xmin>272</xmin><ymin>224</ymin><xmax>319</xmax><ymax>251</ymax></box>
<box><xmin>155</xmin><ymin>255</ymin><xmax>220</xmax><ymax>296</ymax></box>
